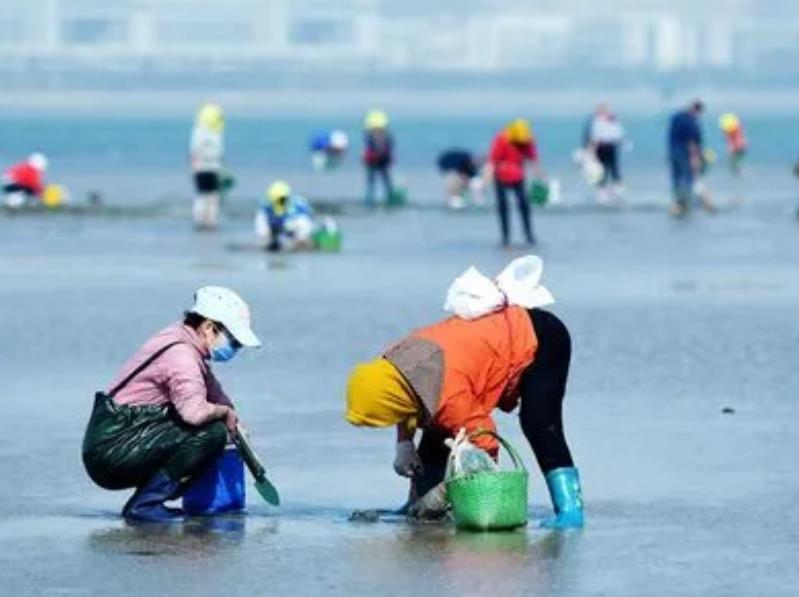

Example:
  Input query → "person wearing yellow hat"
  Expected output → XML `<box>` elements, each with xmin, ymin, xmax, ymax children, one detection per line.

<box><xmin>190</xmin><ymin>102</ymin><xmax>225</xmax><ymax>230</ymax></box>
<box><xmin>255</xmin><ymin>180</ymin><xmax>316</xmax><ymax>252</ymax></box>
<box><xmin>363</xmin><ymin>109</ymin><xmax>395</xmax><ymax>204</ymax></box>
<box><xmin>718</xmin><ymin>113</ymin><xmax>747</xmax><ymax>176</ymax></box>
<box><xmin>488</xmin><ymin>118</ymin><xmax>542</xmax><ymax>246</ymax></box>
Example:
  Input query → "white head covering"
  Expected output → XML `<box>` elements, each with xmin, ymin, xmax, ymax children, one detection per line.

<box><xmin>190</xmin><ymin>286</ymin><xmax>261</xmax><ymax>347</ymax></box>
<box><xmin>444</xmin><ymin>255</ymin><xmax>554</xmax><ymax>320</ymax></box>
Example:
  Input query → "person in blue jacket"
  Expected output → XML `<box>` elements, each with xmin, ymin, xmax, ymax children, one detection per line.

<box><xmin>668</xmin><ymin>100</ymin><xmax>707</xmax><ymax>217</ymax></box>
<box><xmin>255</xmin><ymin>181</ymin><xmax>316</xmax><ymax>252</ymax></box>
<box><xmin>309</xmin><ymin>129</ymin><xmax>349</xmax><ymax>170</ymax></box>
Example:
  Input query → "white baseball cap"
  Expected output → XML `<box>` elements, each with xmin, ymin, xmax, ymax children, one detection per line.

<box><xmin>190</xmin><ymin>286</ymin><xmax>261</xmax><ymax>348</ymax></box>
<box><xmin>28</xmin><ymin>152</ymin><xmax>48</xmax><ymax>171</ymax></box>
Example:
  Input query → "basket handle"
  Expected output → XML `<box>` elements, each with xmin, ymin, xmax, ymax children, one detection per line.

<box><xmin>469</xmin><ymin>429</ymin><xmax>527</xmax><ymax>472</ymax></box>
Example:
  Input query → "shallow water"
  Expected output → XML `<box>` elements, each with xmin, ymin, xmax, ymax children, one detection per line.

<box><xmin>1</xmin><ymin>197</ymin><xmax>798</xmax><ymax>595</ymax></box>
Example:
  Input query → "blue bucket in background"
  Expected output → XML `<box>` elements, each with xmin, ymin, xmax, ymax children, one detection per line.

<box><xmin>183</xmin><ymin>446</ymin><xmax>246</xmax><ymax>515</ymax></box>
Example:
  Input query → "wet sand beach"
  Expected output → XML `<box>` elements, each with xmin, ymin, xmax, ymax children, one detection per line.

<box><xmin>1</xmin><ymin>201</ymin><xmax>797</xmax><ymax>595</ymax></box>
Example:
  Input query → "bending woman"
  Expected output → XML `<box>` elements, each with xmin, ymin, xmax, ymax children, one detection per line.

<box><xmin>345</xmin><ymin>257</ymin><xmax>583</xmax><ymax>529</ymax></box>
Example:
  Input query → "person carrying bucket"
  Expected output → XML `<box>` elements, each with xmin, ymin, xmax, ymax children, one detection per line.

<box><xmin>3</xmin><ymin>153</ymin><xmax>48</xmax><ymax>208</ymax></box>
<box><xmin>363</xmin><ymin>109</ymin><xmax>395</xmax><ymax>205</ymax></box>
<box><xmin>667</xmin><ymin>99</ymin><xmax>715</xmax><ymax>216</ymax></box>
<box><xmin>255</xmin><ymin>180</ymin><xmax>316</xmax><ymax>252</ymax></box>
<box><xmin>488</xmin><ymin>118</ymin><xmax>542</xmax><ymax>246</ymax></box>
<box><xmin>190</xmin><ymin>102</ymin><xmax>225</xmax><ymax>230</ymax></box>
<box><xmin>81</xmin><ymin>286</ymin><xmax>261</xmax><ymax>523</ymax></box>
<box><xmin>345</xmin><ymin>256</ymin><xmax>584</xmax><ymax>529</ymax></box>
<box><xmin>718</xmin><ymin>113</ymin><xmax>747</xmax><ymax>176</ymax></box>
<box><xmin>587</xmin><ymin>103</ymin><xmax>626</xmax><ymax>205</ymax></box>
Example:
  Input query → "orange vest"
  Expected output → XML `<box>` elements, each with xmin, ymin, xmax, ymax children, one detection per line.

<box><xmin>385</xmin><ymin>306</ymin><xmax>537</xmax><ymax>454</ymax></box>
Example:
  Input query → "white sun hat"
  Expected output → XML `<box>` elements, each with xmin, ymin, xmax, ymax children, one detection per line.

<box><xmin>190</xmin><ymin>286</ymin><xmax>261</xmax><ymax>348</ymax></box>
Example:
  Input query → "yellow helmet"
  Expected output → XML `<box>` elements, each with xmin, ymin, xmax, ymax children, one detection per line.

<box><xmin>197</xmin><ymin>102</ymin><xmax>224</xmax><ymax>132</ymax></box>
<box><xmin>365</xmin><ymin>109</ymin><xmax>389</xmax><ymax>130</ymax></box>
<box><xmin>719</xmin><ymin>113</ymin><xmax>740</xmax><ymax>133</ymax></box>
<box><xmin>267</xmin><ymin>180</ymin><xmax>291</xmax><ymax>203</ymax></box>
<box><xmin>506</xmin><ymin>118</ymin><xmax>532</xmax><ymax>143</ymax></box>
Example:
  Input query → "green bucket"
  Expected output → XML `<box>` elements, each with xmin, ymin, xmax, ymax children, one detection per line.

<box><xmin>312</xmin><ymin>228</ymin><xmax>342</xmax><ymax>252</ymax></box>
<box><xmin>528</xmin><ymin>180</ymin><xmax>549</xmax><ymax>206</ymax></box>
<box><xmin>446</xmin><ymin>431</ymin><xmax>528</xmax><ymax>531</ymax></box>
<box><xmin>387</xmin><ymin>187</ymin><xmax>407</xmax><ymax>207</ymax></box>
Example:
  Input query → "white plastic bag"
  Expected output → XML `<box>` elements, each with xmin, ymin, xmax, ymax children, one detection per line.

<box><xmin>445</xmin><ymin>428</ymin><xmax>498</xmax><ymax>478</ymax></box>
<box><xmin>443</xmin><ymin>255</ymin><xmax>554</xmax><ymax>320</ymax></box>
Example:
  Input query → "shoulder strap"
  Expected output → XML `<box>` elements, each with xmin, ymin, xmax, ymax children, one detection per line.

<box><xmin>108</xmin><ymin>341</ymin><xmax>184</xmax><ymax>398</ymax></box>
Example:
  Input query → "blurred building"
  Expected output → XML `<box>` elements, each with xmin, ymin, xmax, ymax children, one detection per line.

<box><xmin>0</xmin><ymin>0</ymin><xmax>797</xmax><ymax>84</ymax></box>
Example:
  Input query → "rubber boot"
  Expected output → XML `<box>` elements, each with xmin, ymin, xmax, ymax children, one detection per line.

<box><xmin>540</xmin><ymin>467</ymin><xmax>584</xmax><ymax>529</ymax></box>
<box><xmin>122</xmin><ymin>471</ymin><xmax>186</xmax><ymax>523</ymax></box>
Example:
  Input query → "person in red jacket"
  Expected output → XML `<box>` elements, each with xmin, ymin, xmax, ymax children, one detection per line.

<box><xmin>489</xmin><ymin>119</ymin><xmax>541</xmax><ymax>246</ymax></box>
<box><xmin>3</xmin><ymin>153</ymin><xmax>48</xmax><ymax>208</ymax></box>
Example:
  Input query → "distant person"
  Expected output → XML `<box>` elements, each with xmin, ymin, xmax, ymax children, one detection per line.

<box><xmin>81</xmin><ymin>286</ymin><xmax>261</xmax><ymax>523</ymax></box>
<box><xmin>436</xmin><ymin>148</ymin><xmax>485</xmax><ymax>210</ymax></box>
<box><xmin>363</xmin><ymin>110</ymin><xmax>395</xmax><ymax>205</ymax></box>
<box><xmin>3</xmin><ymin>153</ymin><xmax>47</xmax><ymax>209</ymax></box>
<box><xmin>310</xmin><ymin>129</ymin><xmax>349</xmax><ymax>170</ymax></box>
<box><xmin>719</xmin><ymin>113</ymin><xmax>747</xmax><ymax>176</ymax></box>
<box><xmin>667</xmin><ymin>100</ymin><xmax>714</xmax><ymax>217</ymax></box>
<box><xmin>489</xmin><ymin>118</ymin><xmax>541</xmax><ymax>246</ymax></box>
<box><xmin>793</xmin><ymin>154</ymin><xmax>799</xmax><ymax>219</ymax></box>
<box><xmin>587</xmin><ymin>104</ymin><xmax>625</xmax><ymax>204</ymax></box>
<box><xmin>190</xmin><ymin>102</ymin><xmax>225</xmax><ymax>230</ymax></box>
<box><xmin>255</xmin><ymin>180</ymin><xmax>316</xmax><ymax>252</ymax></box>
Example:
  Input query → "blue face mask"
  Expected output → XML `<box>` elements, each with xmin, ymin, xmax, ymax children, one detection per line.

<box><xmin>210</xmin><ymin>331</ymin><xmax>240</xmax><ymax>363</ymax></box>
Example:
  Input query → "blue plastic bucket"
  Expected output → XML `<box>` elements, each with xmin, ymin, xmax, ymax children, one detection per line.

<box><xmin>183</xmin><ymin>446</ymin><xmax>246</xmax><ymax>515</ymax></box>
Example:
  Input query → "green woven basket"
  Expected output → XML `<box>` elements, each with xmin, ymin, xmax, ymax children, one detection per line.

<box><xmin>446</xmin><ymin>431</ymin><xmax>529</xmax><ymax>531</ymax></box>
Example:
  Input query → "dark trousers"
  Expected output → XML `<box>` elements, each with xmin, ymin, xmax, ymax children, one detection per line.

<box><xmin>596</xmin><ymin>143</ymin><xmax>621</xmax><ymax>185</ymax></box>
<box><xmin>494</xmin><ymin>180</ymin><xmax>534</xmax><ymax>245</ymax></box>
<box><xmin>669</xmin><ymin>153</ymin><xmax>694</xmax><ymax>203</ymax></box>
<box><xmin>365</xmin><ymin>166</ymin><xmax>394</xmax><ymax>204</ymax></box>
<box><xmin>82</xmin><ymin>393</ymin><xmax>228</xmax><ymax>490</ymax></box>
<box><xmin>414</xmin><ymin>308</ymin><xmax>574</xmax><ymax>497</ymax></box>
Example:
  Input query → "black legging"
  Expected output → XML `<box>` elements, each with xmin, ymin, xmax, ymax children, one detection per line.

<box><xmin>519</xmin><ymin>308</ymin><xmax>574</xmax><ymax>473</ymax></box>
<box><xmin>413</xmin><ymin>308</ymin><xmax>573</xmax><ymax>497</ymax></box>
<box><xmin>495</xmin><ymin>180</ymin><xmax>534</xmax><ymax>245</ymax></box>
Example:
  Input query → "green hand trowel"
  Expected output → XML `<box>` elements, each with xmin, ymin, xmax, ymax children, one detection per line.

<box><xmin>232</xmin><ymin>425</ymin><xmax>280</xmax><ymax>506</ymax></box>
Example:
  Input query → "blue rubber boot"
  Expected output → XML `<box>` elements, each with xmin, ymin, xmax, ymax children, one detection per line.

<box><xmin>540</xmin><ymin>467</ymin><xmax>584</xmax><ymax>529</ymax></box>
<box><xmin>123</xmin><ymin>472</ymin><xmax>186</xmax><ymax>523</ymax></box>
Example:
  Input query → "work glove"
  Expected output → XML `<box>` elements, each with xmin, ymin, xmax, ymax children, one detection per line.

<box><xmin>393</xmin><ymin>440</ymin><xmax>423</xmax><ymax>478</ymax></box>
<box><xmin>407</xmin><ymin>482</ymin><xmax>449</xmax><ymax>520</ymax></box>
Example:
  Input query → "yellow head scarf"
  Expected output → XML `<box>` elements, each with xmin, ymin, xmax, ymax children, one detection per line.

<box><xmin>346</xmin><ymin>358</ymin><xmax>419</xmax><ymax>429</ymax></box>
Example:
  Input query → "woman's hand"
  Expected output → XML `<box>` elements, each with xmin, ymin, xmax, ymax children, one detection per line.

<box><xmin>223</xmin><ymin>406</ymin><xmax>239</xmax><ymax>436</ymax></box>
<box><xmin>393</xmin><ymin>440</ymin><xmax>423</xmax><ymax>478</ymax></box>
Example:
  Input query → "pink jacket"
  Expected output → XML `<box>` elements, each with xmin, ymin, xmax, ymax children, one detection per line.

<box><xmin>109</xmin><ymin>323</ymin><xmax>233</xmax><ymax>426</ymax></box>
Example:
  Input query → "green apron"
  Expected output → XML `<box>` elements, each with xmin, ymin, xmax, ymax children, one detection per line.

<box><xmin>82</xmin><ymin>342</ymin><xmax>227</xmax><ymax>490</ymax></box>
